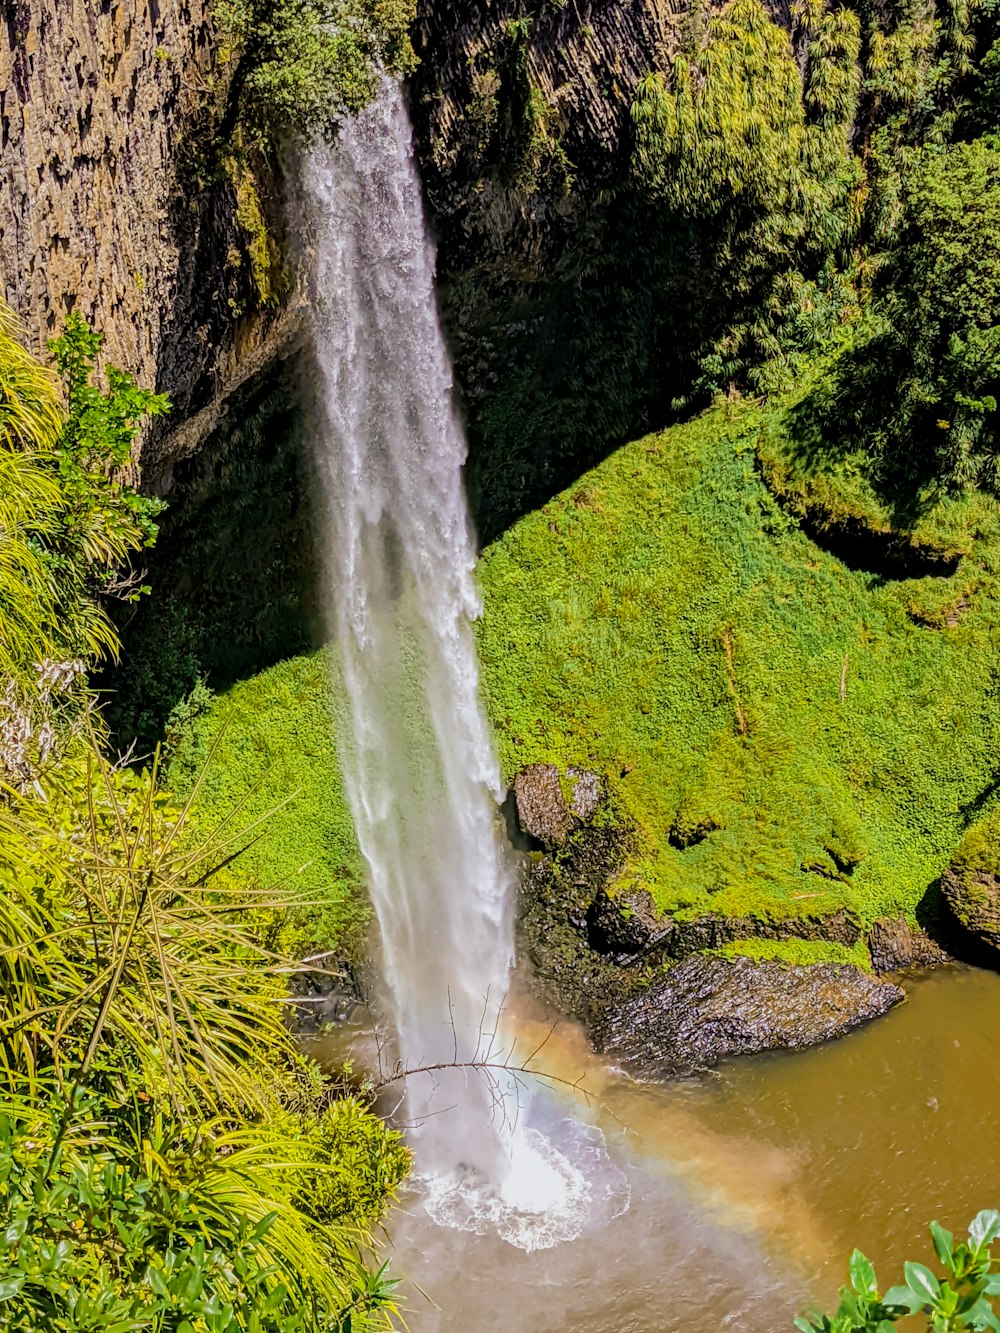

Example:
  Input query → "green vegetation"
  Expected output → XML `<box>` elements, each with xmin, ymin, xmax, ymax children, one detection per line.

<box><xmin>798</xmin><ymin>1210</ymin><xmax>1000</xmax><ymax>1330</ymax></box>
<box><xmin>166</xmin><ymin>652</ymin><xmax>368</xmax><ymax>954</ymax></box>
<box><xmin>446</xmin><ymin>0</ymin><xmax>998</xmax><ymax>536</ymax></box>
<box><xmin>0</xmin><ymin>305</ymin><xmax>406</xmax><ymax>1330</ymax></box>
<box><xmin>0</xmin><ymin>739</ymin><xmax>407</xmax><ymax>1331</ymax></box>
<box><xmin>214</xmin><ymin>0</ymin><xmax>417</xmax><ymax>144</ymax></box>
<box><xmin>711</xmin><ymin>938</ymin><xmax>872</xmax><ymax>968</ymax></box>
<box><xmin>630</xmin><ymin>0</ymin><xmax>860</xmax><ymax>397</ymax></box>
<box><xmin>177</xmin><ymin>370</ymin><xmax>1000</xmax><ymax>947</ymax></box>
<box><xmin>501</xmin><ymin>17</ymin><xmax>573</xmax><ymax>197</ymax></box>
<box><xmin>1</xmin><ymin>307</ymin><xmax>167</xmax><ymax>776</ymax></box>
<box><xmin>45</xmin><ymin>314</ymin><xmax>169</xmax><ymax>660</ymax></box>
<box><xmin>475</xmin><ymin>383</ymin><xmax>1000</xmax><ymax>931</ymax></box>
<box><xmin>0</xmin><ymin>307</ymin><xmax>162</xmax><ymax>681</ymax></box>
<box><xmin>807</xmin><ymin>139</ymin><xmax>1000</xmax><ymax>499</ymax></box>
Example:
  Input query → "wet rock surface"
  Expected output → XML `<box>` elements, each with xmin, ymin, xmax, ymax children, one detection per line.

<box><xmin>868</xmin><ymin>916</ymin><xmax>950</xmax><ymax>973</ymax></box>
<box><xmin>513</xmin><ymin>764</ymin><xmax>605</xmax><ymax>848</ymax></box>
<box><xmin>513</xmin><ymin>764</ymin><xmax>574</xmax><ymax>847</ymax></box>
<box><xmin>941</xmin><ymin>867</ymin><xmax>1000</xmax><ymax>961</ymax></box>
<box><xmin>517</xmin><ymin>831</ymin><xmax>636</xmax><ymax>1026</ymax></box>
<box><xmin>587</xmin><ymin>887</ymin><xmax>660</xmax><ymax>956</ymax></box>
<box><xmin>595</xmin><ymin>955</ymin><xmax>905</xmax><ymax>1077</ymax></box>
<box><xmin>585</xmin><ymin>892</ymin><xmax>863</xmax><ymax>965</ymax></box>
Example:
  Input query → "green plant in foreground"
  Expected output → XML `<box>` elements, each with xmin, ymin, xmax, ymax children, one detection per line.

<box><xmin>45</xmin><ymin>313</ymin><xmax>168</xmax><ymax>660</ymax></box>
<box><xmin>0</xmin><ymin>303</ymin><xmax>66</xmax><ymax>680</ymax></box>
<box><xmin>797</xmin><ymin>1211</ymin><xmax>1000</xmax><ymax>1331</ymax></box>
<box><xmin>0</xmin><ymin>730</ymin><xmax>407</xmax><ymax>1329</ymax></box>
<box><xmin>0</xmin><ymin>1097</ymin><xmax>401</xmax><ymax>1331</ymax></box>
<box><xmin>1</xmin><ymin>304</ymin><xmax>169</xmax><ymax>778</ymax></box>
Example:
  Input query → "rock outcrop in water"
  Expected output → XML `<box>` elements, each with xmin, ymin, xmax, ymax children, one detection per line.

<box><xmin>595</xmin><ymin>955</ymin><xmax>904</xmax><ymax>1076</ymax></box>
<box><xmin>515</xmin><ymin>762</ymin><xmax>947</xmax><ymax>1072</ymax></box>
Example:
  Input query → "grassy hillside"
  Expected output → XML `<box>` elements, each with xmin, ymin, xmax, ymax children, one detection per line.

<box><xmin>475</xmin><ymin>391</ymin><xmax>1000</xmax><ymax>930</ymax></box>
<box><xmin>175</xmin><ymin>388</ymin><xmax>1000</xmax><ymax>944</ymax></box>
<box><xmin>166</xmin><ymin>651</ymin><xmax>369</xmax><ymax>952</ymax></box>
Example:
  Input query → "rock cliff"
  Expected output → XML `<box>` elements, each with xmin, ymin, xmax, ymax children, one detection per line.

<box><xmin>408</xmin><ymin>0</ymin><xmax>690</xmax><ymax>538</ymax></box>
<box><xmin>411</xmin><ymin>0</ymin><xmax>677</xmax><ymax>247</ymax></box>
<box><xmin>1</xmin><ymin>0</ymin><xmax>295</xmax><ymax>483</ymax></box>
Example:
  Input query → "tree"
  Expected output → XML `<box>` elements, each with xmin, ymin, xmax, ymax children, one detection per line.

<box><xmin>883</xmin><ymin>137</ymin><xmax>1000</xmax><ymax>490</ymax></box>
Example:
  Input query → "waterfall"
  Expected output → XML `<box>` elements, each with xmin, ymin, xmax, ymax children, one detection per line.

<box><xmin>302</xmin><ymin>83</ymin><xmax>623</xmax><ymax>1250</ymax></box>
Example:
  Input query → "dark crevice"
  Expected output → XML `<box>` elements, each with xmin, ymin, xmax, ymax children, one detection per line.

<box><xmin>798</xmin><ymin>511</ymin><xmax>961</xmax><ymax>581</ymax></box>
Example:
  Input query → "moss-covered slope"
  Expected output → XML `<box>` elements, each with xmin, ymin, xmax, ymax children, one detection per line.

<box><xmin>166</xmin><ymin>651</ymin><xmax>369</xmax><ymax>952</ymax></box>
<box><xmin>174</xmin><ymin>390</ymin><xmax>1000</xmax><ymax>950</ymax></box>
<box><xmin>475</xmin><ymin>394</ymin><xmax>1000</xmax><ymax>930</ymax></box>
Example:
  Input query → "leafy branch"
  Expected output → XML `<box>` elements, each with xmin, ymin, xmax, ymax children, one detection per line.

<box><xmin>798</xmin><ymin>1212</ymin><xmax>1000</xmax><ymax>1332</ymax></box>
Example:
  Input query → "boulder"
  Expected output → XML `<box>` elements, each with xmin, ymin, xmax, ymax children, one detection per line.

<box><xmin>941</xmin><ymin>866</ymin><xmax>1000</xmax><ymax>961</ymax></box>
<box><xmin>513</xmin><ymin>764</ymin><xmax>573</xmax><ymax>846</ymax></box>
<box><xmin>595</xmin><ymin>954</ymin><xmax>904</xmax><ymax>1077</ymax></box>
<box><xmin>586</xmin><ymin>888</ymin><xmax>660</xmax><ymax>957</ymax></box>
<box><xmin>512</xmin><ymin>764</ymin><xmax>604</xmax><ymax>847</ymax></box>
<box><xmin>867</xmin><ymin>917</ymin><xmax>949</xmax><ymax>973</ymax></box>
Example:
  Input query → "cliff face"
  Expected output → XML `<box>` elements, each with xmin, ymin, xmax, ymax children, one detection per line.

<box><xmin>1</xmin><ymin>0</ymin><xmax>295</xmax><ymax>483</ymax></box>
<box><xmin>408</xmin><ymin>0</ymin><xmax>691</xmax><ymax>538</ymax></box>
<box><xmin>411</xmin><ymin>0</ymin><xmax>677</xmax><ymax>263</ymax></box>
<box><xmin>1</xmin><ymin>0</ymin><xmax>677</xmax><ymax>504</ymax></box>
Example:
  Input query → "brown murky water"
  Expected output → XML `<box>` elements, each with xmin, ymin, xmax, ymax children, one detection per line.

<box><xmin>316</xmin><ymin>965</ymin><xmax>1000</xmax><ymax>1332</ymax></box>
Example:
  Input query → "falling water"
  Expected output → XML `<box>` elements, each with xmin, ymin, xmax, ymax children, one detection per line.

<box><xmin>302</xmin><ymin>85</ymin><xmax>618</xmax><ymax>1247</ymax></box>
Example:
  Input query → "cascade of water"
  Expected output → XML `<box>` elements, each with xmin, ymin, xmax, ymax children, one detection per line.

<box><xmin>302</xmin><ymin>83</ymin><xmax>624</xmax><ymax>1249</ymax></box>
<box><xmin>303</xmin><ymin>83</ymin><xmax>515</xmax><ymax>1178</ymax></box>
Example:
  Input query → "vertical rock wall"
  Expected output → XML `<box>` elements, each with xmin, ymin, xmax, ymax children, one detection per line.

<box><xmin>407</xmin><ymin>0</ymin><xmax>686</xmax><ymax>537</ymax></box>
<box><xmin>2</xmin><ymin>0</ymin><xmax>211</xmax><ymax>372</ymax></box>
<box><xmin>0</xmin><ymin>0</ymin><xmax>296</xmax><ymax>481</ymax></box>
<box><xmin>410</xmin><ymin>0</ymin><xmax>678</xmax><ymax>268</ymax></box>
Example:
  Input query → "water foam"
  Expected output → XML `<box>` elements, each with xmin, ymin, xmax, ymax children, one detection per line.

<box><xmin>422</xmin><ymin>1117</ymin><xmax>630</xmax><ymax>1252</ymax></box>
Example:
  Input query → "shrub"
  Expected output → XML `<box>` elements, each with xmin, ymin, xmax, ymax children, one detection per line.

<box><xmin>0</xmin><ymin>1097</ymin><xmax>403</xmax><ymax>1332</ymax></box>
<box><xmin>45</xmin><ymin>313</ymin><xmax>169</xmax><ymax>662</ymax></box>
<box><xmin>215</xmin><ymin>0</ymin><xmax>417</xmax><ymax>144</ymax></box>
<box><xmin>797</xmin><ymin>1210</ymin><xmax>1000</xmax><ymax>1330</ymax></box>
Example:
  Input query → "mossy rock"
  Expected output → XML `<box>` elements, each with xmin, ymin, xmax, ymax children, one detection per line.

<box><xmin>476</xmin><ymin>387</ymin><xmax>1000</xmax><ymax>934</ymax></box>
<box><xmin>941</xmin><ymin>813</ymin><xmax>1000</xmax><ymax>960</ymax></box>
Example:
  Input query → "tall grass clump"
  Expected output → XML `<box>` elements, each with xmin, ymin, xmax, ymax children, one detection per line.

<box><xmin>0</xmin><ymin>304</ymin><xmax>408</xmax><ymax>1331</ymax></box>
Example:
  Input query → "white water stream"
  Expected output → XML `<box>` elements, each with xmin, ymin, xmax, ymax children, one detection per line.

<box><xmin>302</xmin><ymin>84</ymin><xmax>620</xmax><ymax>1248</ymax></box>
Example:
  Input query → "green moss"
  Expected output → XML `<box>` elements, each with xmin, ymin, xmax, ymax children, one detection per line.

<box><xmin>166</xmin><ymin>651</ymin><xmax>367</xmax><ymax>953</ymax></box>
<box><xmin>709</xmin><ymin>938</ymin><xmax>872</xmax><ymax>968</ymax></box>
<box><xmin>953</xmin><ymin>820</ymin><xmax>1000</xmax><ymax>881</ymax></box>
<box><xmin>168</xmin><ymin>384</ymin><xmax>1000</xmax><ymax>945</ymax></box>
<box><xmin>228</xmin><ymin>154</ymin><xmax>284</xmax><ymax>307</ymax></box>
<box><xmin>947</xmin><ymin>810</ymin><xmax>1000</xmax><ymax>929</ymax></box>
<box><xmin>475</xmin><ymin>389</ymin><xmax>1000</xmax><ymax>929</ymax></box>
